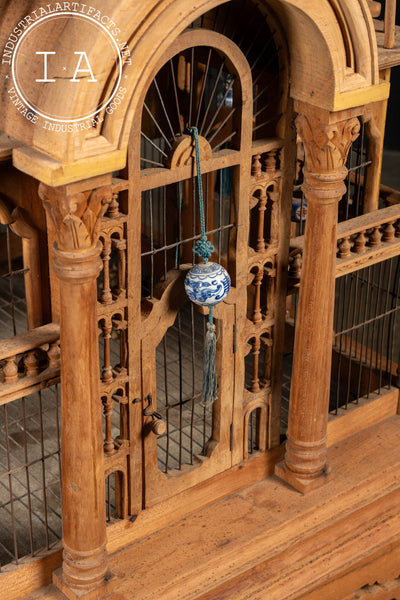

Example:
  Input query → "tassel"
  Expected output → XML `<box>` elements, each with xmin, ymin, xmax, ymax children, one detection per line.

<box><xmin>201</xmin><ymin>307</ymin><xmax>217</xmax><ymax>409</ymax></box>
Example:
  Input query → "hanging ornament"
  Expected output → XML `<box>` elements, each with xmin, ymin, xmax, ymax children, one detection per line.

<box><xmin>184</xmin><ymin>126</ymin><xmax>231</xmax><ymax>409</ymax></box>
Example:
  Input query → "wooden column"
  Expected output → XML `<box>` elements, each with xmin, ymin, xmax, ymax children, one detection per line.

<box><xmin>39</xmin><ymin>180</ymin><xmax>115</xmax><ymax>599</ymax></box>
<box><xmin>276</xmin><ymin>110</ymin><xmax>360</xmax><ymax>493</ymax></box>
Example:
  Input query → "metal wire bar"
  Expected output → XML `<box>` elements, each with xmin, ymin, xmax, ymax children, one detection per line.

<box><xmin>163</xmin><ymin>335</ymin><xmax>170</xmax><ymax>473</ymax></box>
<box><xmin>152</xmin><ymin>77</ymin><xmax>177</xmax><ymax>141</ymax></box>
<box><xmin>170</xmin><ymin>58</ymin><xmax>183</xmax><ymax>136</ymax></box>
<box><xmin>195</xmin><ymin>49</ymin><xmax>212</xmax><ymax>128</ymax></box>
<box><xmin>212</xmin><ymin>130</ymin><xmax>238</xmax><ymax>151</ymax></box>
<box><xmin>6</xmin><ymin>227</ymin><xmax>17</xmax><ymax>336</ymax></box>
<box><xmin>178</xmin><ymin>312</ymin><xmax>183</xmax><ymax>469</ymax></box>
<box><xmin>188</xmin><ymin>47</ymin><xmax>195</xmax><ymax>127</ymax></box>
<box><xmin>140</xmin><ymin>132</ymin><xmax>168</xmax><ymax>159</ymax></box>
<box><xmin>38</xmin><ymin>391</ymin><xmax>49</xmax><ymax>549</ymax></box>
<box><xmin>250</xmin><ymin>35</ymin><xmax>277</xmax><ymax>72</ymax></box>
<box><xmin>199</xmin><ymin>58</ymin><xmax>226</xmax><ymax>136</ymax></box>
<box><xmin>163</xmin><ymin>186</ymin><xmax>167</xmax><ymax>278</ymax></box>
<box><xmin>143</xmin><ymin>102</ymin><xmax>172</xmax><ymax>149</ymax></box>
<box><xmin>140</xmin><ymin>157</ymin><xmax>165</xmax><ymax>167</ymax></box>
<box><xmin>141</xmin><ymin>224</ymin><xmax>233</xmax><ymax>257</ymax></box>
<box><xmin>252</xmin><ymin>114</ymin><xmax>282</xmax><ymax>133</ymax></box>
<box><xmin>356</xmin><ymin>268</ymin><xmax>372</xmax><ymax>400</ymax></box>
<box><xmin>190</xmin><ymin>304</ymin><xmax>195</xmax><ymax>464</ymax></box>
<box><xmin>253</xmin><ymin>74</ymin><xmax>280</xmax><ymax>104</ymax></box>
<box><xmin>21</xmin><ymin>397</ymin><xmax>34</xmax><ymax>556</ymax></box>
<box><xmin>3</xmin><ymin>404</ymin><xmax>19</xmax><ymax>563</ymax></box>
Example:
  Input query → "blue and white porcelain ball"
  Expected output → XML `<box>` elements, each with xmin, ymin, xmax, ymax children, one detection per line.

<box><xmin>185</xmin><ymin>262</ymin><xmax>231</xmax><ymax>307</ymax></box>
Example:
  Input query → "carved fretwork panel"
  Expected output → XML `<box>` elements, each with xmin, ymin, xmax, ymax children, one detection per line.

<box><xmin>95</xmin><ymin>186</ymin><xmax>131</xmax><ymax>518</ymax></box>
<box><xmin>242</xmin><ymin>148</ymin><xmax>282</xmax><ymax>460</ymax></box>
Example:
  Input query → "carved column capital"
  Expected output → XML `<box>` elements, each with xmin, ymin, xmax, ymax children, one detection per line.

<box><xmin>39</xmin><ymin>183</ymin><xmax>111</xmax><ymax>253</ymax></box>
<box><xmin>296</xmin><ymin>114</ymin><xmax>360</xmax><ymax>203</ymax></box>
<box><xmin>296</xmin><ymin>114</ymin><xmax>360</xmax><ymax>174</ymax></box>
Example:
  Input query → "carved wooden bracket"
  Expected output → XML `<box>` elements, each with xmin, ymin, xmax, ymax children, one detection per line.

<box><xmin>39</xmin><ymin>184</ymin><xmax>112</xmax><ymax>252</ymax></box>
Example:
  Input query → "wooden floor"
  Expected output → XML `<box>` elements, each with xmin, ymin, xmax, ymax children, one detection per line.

<box><xmin>16</xmin><ymin>415</ymin><xmax>400</xmax><ymax>600</ymax></box>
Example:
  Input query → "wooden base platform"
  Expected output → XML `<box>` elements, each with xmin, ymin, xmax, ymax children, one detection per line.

<box><xmin>14</xmin><ymin>414</ymin><xmax>400</xmax><ymax>600</ymax></box>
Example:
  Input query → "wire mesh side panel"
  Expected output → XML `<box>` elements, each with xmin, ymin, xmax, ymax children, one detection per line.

<box><xmin>0</xmin><ymin>386</ymin><xmax>62</xmax><ymax>569</ymax></box>
<box><xmin>339</xmin><ymin>121</ymin><xmax>370</xmax><ymax>222</ymax></box>
<box><xmin>331</xmin><ymin>256</ymin><xmax>400</xmax><ymax>414</ymax></box>
<box><xmin>0</xmin><ymin>224</ymin><xmax>28</xmax><ymax>337</ymax></box>
<box><xmin>156</xmin><ymin>303</ymin><xmax>212</xmax><ymax>472</ymax></box>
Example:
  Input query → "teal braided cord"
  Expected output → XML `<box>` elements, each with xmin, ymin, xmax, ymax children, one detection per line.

<box><xmin>187</xmin><ymin>126</ymin><xmax>214</xmax><ymax>263</ymax></box>
<box><xmin>175</xmin><ymin>181</ymin><xmax>183</xmax><ymax>268</ymax></box>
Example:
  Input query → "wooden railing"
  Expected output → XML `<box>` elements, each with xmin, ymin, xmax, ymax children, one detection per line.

<box><xmin>289</xmin><ymin>203</ymin><xmax>400</xmax><ymax>280</ymax></box>
<box><xmin>0</xmin><ymin>322</ymin><xmax>60</xmax><ymax>405</ymax></box>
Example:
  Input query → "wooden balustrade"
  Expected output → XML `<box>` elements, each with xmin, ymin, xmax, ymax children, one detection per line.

<box><xmin>289</xmin><ymin>203</ymin><xmax>400</xmax><ymax>280</ymax></box>
<box><xmin>0</xmin><ymin>322</ymin><xmax>60</xmax><ymax>405</ymax></box>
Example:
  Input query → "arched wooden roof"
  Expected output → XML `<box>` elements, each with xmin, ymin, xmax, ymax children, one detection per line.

<box><xmin>0</xmin><ymin>0</ymin><xmax>389</xmax><ymax>185</ymax></box>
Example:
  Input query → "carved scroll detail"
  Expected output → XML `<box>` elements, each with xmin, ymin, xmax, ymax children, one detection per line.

<box><xmin>39</xmin><ymin>184</ymin><xmax>112</xmax><ymax>251</ymax></box>
<box><xmin>296</xmin><ymin>115</ymin><xmax>360</xmax><ymax>173</ymax></box>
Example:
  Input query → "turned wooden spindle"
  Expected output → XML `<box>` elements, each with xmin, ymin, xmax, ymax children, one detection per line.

<box><xmin>101</xmin><ymin>320</ymin><xmax>114</xmax><ymax>384</ymax></box>
<box><xmin>100</xmin><ymin>238</ymin><xmax>113</xmax><ymax>304</ymax></box>
<box><xmin>3</xmin><ymin>356</ymin><xmax>18</xmax><ymax>383</ymax></box>
<box><xmin>112</xmin><ymin>318</ymin><xmax>128</xmax><ymax>373</ymax></box>
<box><xmin>338</xmin><ymin>236</ymin><xmax>352</xmax><ymax>258</ymax></box>
<box><xmin>106</xmin><ymin>192</ymin><xmax>120</xmax><ymax>219</ymax></box>
<box><xmin>250</xmin><ymin>337</ymin><xmax>261</xmax><ymax>393</ymax></box>
<box><xmin>102</xmin><ymin>396</ymin><xmax>115</xmax><ymax>455</ymax></box>
<box><xmin>269</xmin><ymin>190</ymin><xmax>280</xmax><ymax>244</ymax></box>
<box><xmin>113</xmin><ymin>393</ymin><xmax>129</xmax><ymax>445</ymax></box>
<box><xmin>352</xmin><ymin>230</ymin><xmax>367</xmax><ymax>254</ymax></box>
<box><xmin>112</xmin><ymin>238</ymin><xmax>127</xmax><ymax>298</ymax></box>
<box><xmin>261</xmin><ymin>332</ymin><xmax>273</xmax><ymax>383</ymax></box>
<box><xmin>48</xmin><ymin>342</ymin><xmax>61</xmax><ymax>369</ymax></box>
<box><xmin>252</xmin><ymin>269</ymin><xmax>263</xmax><ymax>324</ymax></box>
<box><xmin>256</xmin><ymin>194</ymin><xmax>267</xmax><ymax>252</ymax></box>
<box><xmin>263</xmin><ymin>149</ymin><xmax>277</xmax><ymax>174</ymax></box>
<box><xmin>251</xmin><ymin>154</ymin><xmax>262</xmax><ymax>178</ymax></box>
<box><xmin>24</xmin><ymin>351</ymin><xmax>40</xmax><ymax>377</ymax></box>
<box><xmin>289</xmin><ymin>251</ymin><xmax>302</xmax><ymax>278</ymax></box>
<box><xmin>367</xmin><ymin>226</ymin><xmax>382</xmax><ymax>247</ymax></box>
<box><xmin>382</xmin><ymin>221</ymin><xmax>395</xmax><ymax>242</ymax></box>
<box><xmin>263</xmin><ymin>263</ymin><xmax>275</xmax><ymax>319</ymax></box>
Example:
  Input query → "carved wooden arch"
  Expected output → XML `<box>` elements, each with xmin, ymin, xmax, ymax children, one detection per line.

<box><xmin>102</xmin><ymin>0</ymin><xmax>380</xmax><ymax>156</ymax></box>
<box><xmin>243</xmin><ymin>398</ymin><xmax>269</xmax><ymax>459</ymax></box>
<box><xmin>5</xmin><ymin>0</ymin><xmax>385</xmax><ymax>179</ymax></box>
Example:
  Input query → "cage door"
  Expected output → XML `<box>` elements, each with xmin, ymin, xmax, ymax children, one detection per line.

<box><xmin>141</xmin><ymin>269</ymin><xmax>235</xmax><ymax>508</ymax></box>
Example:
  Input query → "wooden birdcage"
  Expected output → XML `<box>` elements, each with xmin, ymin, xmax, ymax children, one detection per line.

<box><xmin>1</xmin><ymin>1</ymin><xmax>400</xmax><ymax>599</ymax></box>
